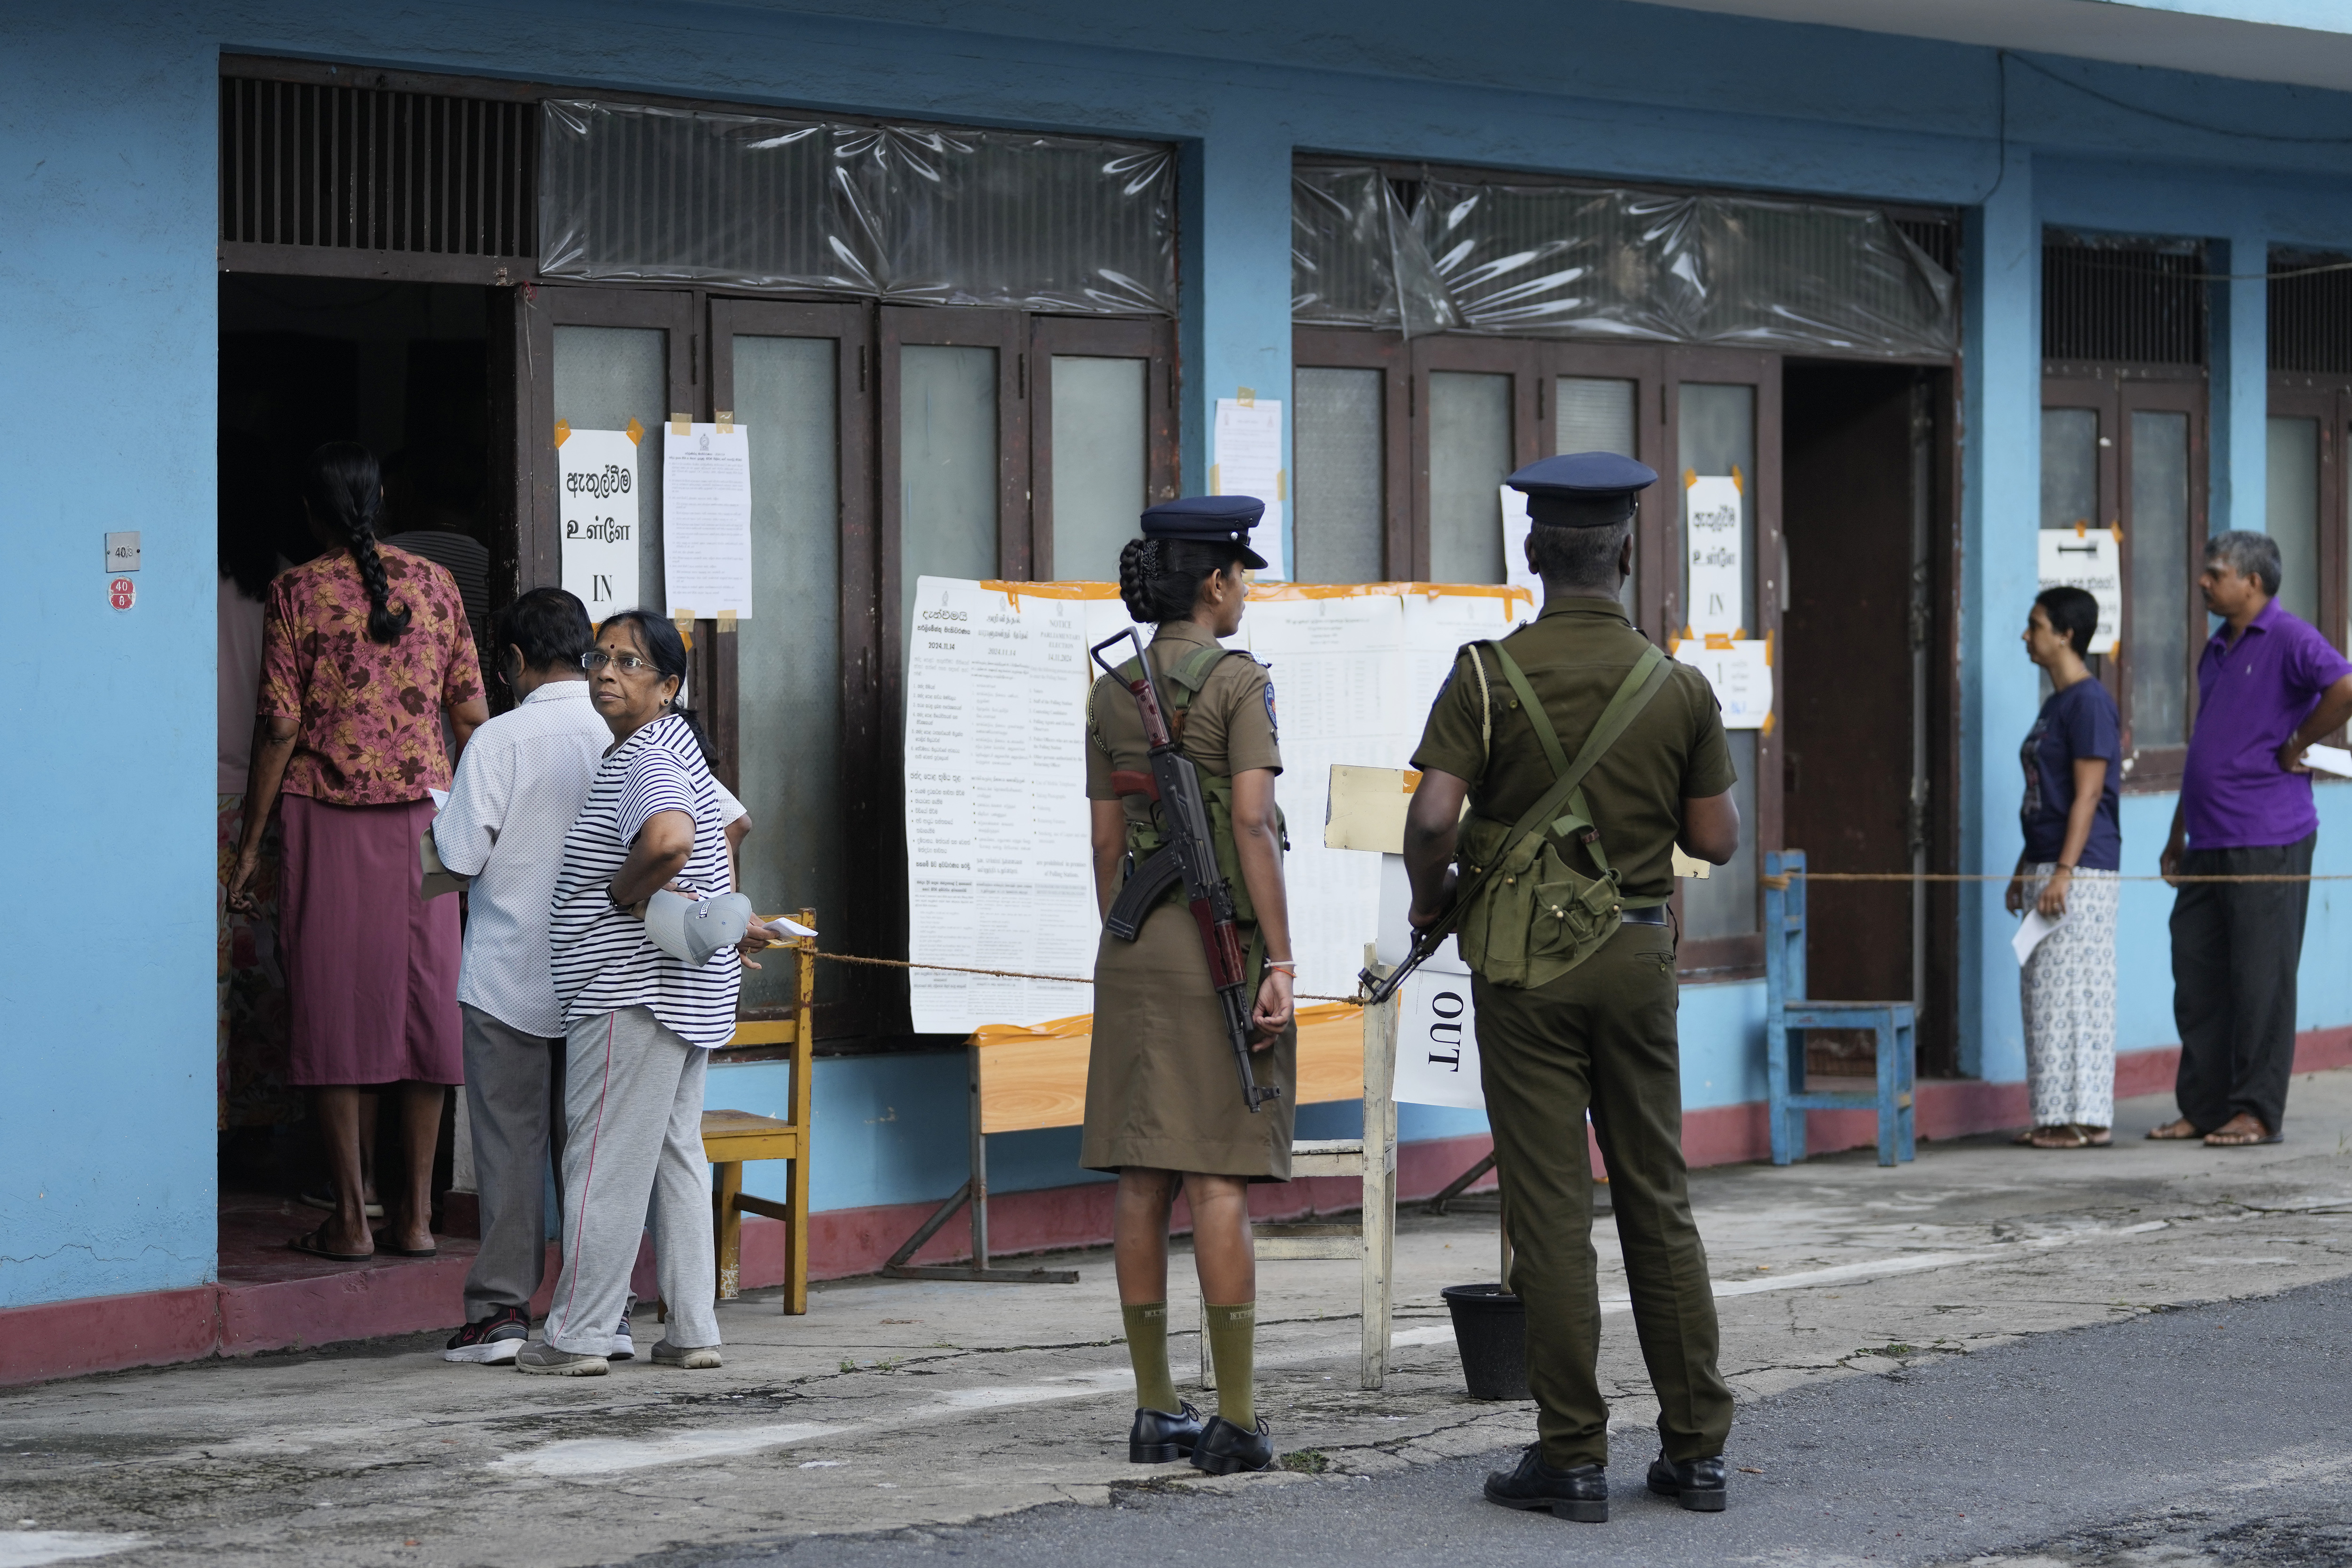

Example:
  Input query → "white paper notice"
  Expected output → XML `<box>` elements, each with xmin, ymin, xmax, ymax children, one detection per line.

<box><xmin>2036</xmin><ymin>530</ymin><xmax>2122</xmax><ymax>656</ymax></box>
<box><xmin>663</xmin><ymin>423</ymin><xmax>753</xmax><ymax>619</ymax></box>
<box><xmin>1500</xmin><ymin>486</ymin><xmax>1541</xmax><ymax>605</ymax></box>
<box><xmin>1685</xmin><ymin>474</ymin><xmax>1745</xmax><ymax>637</ymax></box>
<box><xmin>1214</xmin><ymin>398</ymin><xmax>1287</xmax><ymax>580</ymax></box>
<box><xmin>2012</xmin><ymin>907</ymin><xmax>2061</xmax><ymax>967</ymax></box>
<box><xmin>559</xmin><ymin>428</ymin><xmax>642</xmax><ymax>616</ymax></box>
<box><xmin>1673</xmin><ymin>637</ymin><xmax>1773</xmax><ymax>729</ymax></box>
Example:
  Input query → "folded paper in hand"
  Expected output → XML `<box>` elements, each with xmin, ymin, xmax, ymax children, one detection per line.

<box><xmin>2300</xmin><ymin>743</ymin><xmax>2352</xmax><ymax>779</ymax></box>
<box><xmin>419</xmin><ymin>825</ymin><xmax>468</xmax><ymax>900</ymax></box>
<box><xmin>2011</xmin><ymin>907</ymin><xmax>2060</xmax><ymax>966</ymax></box>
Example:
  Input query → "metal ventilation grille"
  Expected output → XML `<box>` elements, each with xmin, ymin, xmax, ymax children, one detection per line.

<box><xmin>221</xmin><ymin>75</ymin><xmax>535</xmax><ymax>256</ymax></box>
<box><xmin>2042</xmin><ymin>241</ymin><xmax>2206</xmax><ymax>365</ymax></box>
<box><xmin>2270</xmin><ymin>252</ymin><xmax>2352</xmax><ymax>374</ymax></box>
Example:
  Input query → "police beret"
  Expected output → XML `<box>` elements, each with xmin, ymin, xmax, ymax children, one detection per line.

<box><xmin>1141</xmin><ymin>495</ymin><xmax>1269</xmax><ymax>569</ymax></box>
<box><xmin>1508</xmin><ymin>452</ymin><xmax>1659</xmax><ymax>528</ymax></box>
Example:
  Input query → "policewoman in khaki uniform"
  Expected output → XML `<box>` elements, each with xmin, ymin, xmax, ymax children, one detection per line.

<box><xmin>1082</xmin><ymin>496</ymin><xmax>1296</xmax><ymax>1477</ymax></box>
<box><xmin>1403</xmin><ymin>454</ymin><xmax>1743</xmax><ymax>1523</ymax></box>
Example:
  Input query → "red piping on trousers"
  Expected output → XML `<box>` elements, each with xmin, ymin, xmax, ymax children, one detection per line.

<box><xmin>559</xmin><ymin>1012</ymin><xmax>617</xmax><ymax>1341</ymax></box>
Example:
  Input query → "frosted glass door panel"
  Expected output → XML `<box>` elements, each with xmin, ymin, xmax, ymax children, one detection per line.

<box><xmin>731</xmin><ymin>334</ymin><xmax>845</xmax><ymax>1010</ymax></box>
<box><xmin>2041</xmin><ymin>408</ymin><xmax>2098</xmax><ymax>532</ymax></box>
<box><xmin>1678</xmin><ymin>382</ymin><xmax>1758</xmax><ymax>940</ymax></box>
<box><xmin>554</xmin><ymin>325</ymin><xmax>666</xmax><ymax>612</ymax></box>
<box><xmin>1049</xmin><ymin>356</ymin><xmax>1146</xmax><ymax>582</ymax></box>
<box><xmin>1429</xmin><ymin>371</ymin><xmax>1511</xmax><ymax>583</ymax></box>
<box><xmin>1555</xmin><ymin>377</ymin><xmax>1635</xmax><ymax>458</ymax></box>
<box><xmin>1295</xmin><ymin>366</ymin><xmax>1384</xmax><ymax>583</ymax></box>
<box><xmin>2128</xmin><ymin>410</ymin><xmax>2192</xmax><ymax>748</ymax></box>
<box><xmin>2268</xmin><ymin>415</ymin><xmax>2320</xmax><ymax>627</ymax></box>
<box><xmin>1680</xmin><ymin>732</ymin><xmax>1756</xmax><ymax>942</ymax></box>
<box><xmin>1557</xmin><ymin>375</ymin><xmax>1640</xmax><ymax>616</ymax></box>
<box><xmin>899</xmin><ymin>344</ymin><xmax>999</xmax><ymax>635</ymax></box>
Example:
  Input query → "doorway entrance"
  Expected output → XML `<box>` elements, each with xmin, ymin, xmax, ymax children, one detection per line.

<box><xmin>1780</xmin><ymin>361</ymin><xmax>1955</xmax><ymax>1075</ymax></box>
<box><xmin>217</xmin><ymin>274</ymin><xmax>495</xmax><ymax>1272</ymax></box>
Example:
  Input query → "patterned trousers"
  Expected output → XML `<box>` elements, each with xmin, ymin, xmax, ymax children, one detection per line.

<box><xmin>2020</xmin><ymin>864</ymin><xmax>2119</xmax><ymax>1129</ymax></box>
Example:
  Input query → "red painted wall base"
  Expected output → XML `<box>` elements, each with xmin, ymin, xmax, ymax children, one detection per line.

<box><xmin>9</xmin><ymin>1028</ymin><xmax>2349</xmax><ymax>1389</ymax></box>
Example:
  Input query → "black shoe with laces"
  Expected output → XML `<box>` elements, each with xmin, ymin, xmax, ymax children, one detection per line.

<box><xmin>1646</xmin><ymin>1451</ymin><xmax>1728</xmax><ymax>1511</ymax></box>
<box><xmin>1483</xmin><ymin>1443</ymin><xmax>1608</xmax><ymax>1522</ymax></box>
<box><xmin>1188</xmin><ymin>1414</ymin><xmax>1275</xmax><ymax>1475</ymax></box>
<box><xmin>1128</xmin><ymin>1401</ymin><xmax>1206</xmax><ymax>1463</ymax></box>
<box><xmin>443</xmin><ymin>1305</ymin><xmax>529</xmax><ymax>1365</ymax></box>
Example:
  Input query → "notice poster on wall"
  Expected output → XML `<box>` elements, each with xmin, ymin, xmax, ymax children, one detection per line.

<box><xmin>1673</xmin><ymin>635</ymin><xmax>1773</xmax><ymax>729</ymax></box>
<box><xmin>557</xmin><ymin>424</ymin><xmax>641</xmax><ymax>616</ymax></box>
<box><xmin>1213</xmin><ymin>396</ymin><xmax>1288</xmax><ymax>581</ymax></box>
<box><xmin>2036</xmin><ymin>529</ymin><xmax>2122</xmax><ymax>656</ymax></box>
<box><xmin>903</xmin><ymin>578</ymin><xmax>1534</xmax><ymax>1033</ymax></box>
<box><xmin>663</xmin><ymin>421</ymin><xmax>754</xmax><ymax>619</ymax></box>
<box><xmin>1499</xmin><ymin>486</ymin><xmax>1541</xmax><ymax>606</ymax></box>
<box><xmin>1685</xmin><ymin>472</ymin><xmax>1745</xmax><ymax>637</ymax></box>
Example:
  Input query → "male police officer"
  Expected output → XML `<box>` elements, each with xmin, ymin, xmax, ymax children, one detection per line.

<box><xmin>1402</xmin><ymin>452</ymin><xmax>1741</xmax><ymax>1522</ymax></box>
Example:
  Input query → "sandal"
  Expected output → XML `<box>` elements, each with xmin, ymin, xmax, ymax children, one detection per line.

<box><xmin>2077</xmin><ymin>1125</ymin><xmax>2113</xmax><ymax>1147</ymax></box>
<box><xmin>2029</xmin><ymin>1125</ymin><xmax>2091</xmax><ymax>1149</ymax></box>
<box><xmin>2145</xmin><ymin>1118</ymin><xmax>2203</xmax><ymax>1140</ymax></box>
<box><xmin>287</xmin><ymin>1225</ymin><xmax>373</xmax><ymax>1263</ymax></box>
<box><xmin>2011</xmin><ymin>1128</ymin><xmax>2039</xmax><ymax>1146</ymax></box>
<box><xmin>2202</xmin><ymin>1118</ymin><xmax>2281</xmax><ymax>1147</ymax></box>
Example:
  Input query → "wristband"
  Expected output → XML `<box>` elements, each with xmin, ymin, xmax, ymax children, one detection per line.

<box><xmin>1265</xmin><ymin>959</ymin><xmax>1298</xmax><ymax>971</ymax></box>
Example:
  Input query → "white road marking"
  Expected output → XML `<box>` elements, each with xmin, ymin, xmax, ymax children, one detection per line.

<box><xmin>0</xmin><ymin>1534</ymin><xmax>149</xmax><ymax>1568</ymax></box>
<box><xmin>501</xmin><ymin>1423</ymin><xmax>846</xmax><ymax>1477</ymax></box>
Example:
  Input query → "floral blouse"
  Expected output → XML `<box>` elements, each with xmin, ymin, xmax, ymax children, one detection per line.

<box><xmin>259</xmin><ymin>545</ymin><xmax>485</xmax><ymax>806</ymax></box>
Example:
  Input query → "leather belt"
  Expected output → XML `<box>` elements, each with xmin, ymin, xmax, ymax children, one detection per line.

<box><xmin>1620</xmin><ymin>906</ymin><xmax>1670</xmax><ymax>926</ymax></box>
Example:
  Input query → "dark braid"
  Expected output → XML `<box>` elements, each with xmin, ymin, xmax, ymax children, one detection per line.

<box><xmin>1116</xmin><ymin>536</ymin><xmax>1247</xmax><ymax>623</ymax></box>
<box><xmin>302</xmin><ymin>442</ymin><xmax>410</xmax><ymax>644</ymax></box>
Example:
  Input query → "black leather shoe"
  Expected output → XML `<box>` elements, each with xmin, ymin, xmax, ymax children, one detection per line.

<box><xmin>1128</xmin><ymin>1401</ymin><xmax>1206</xmax><ymax>1464</ymax></box>
<box><xmin>1646</xmin><ymin>1452</ymin><xmax>1728</xmax><ymax>1511</ymax></box>
<box><xmin>1189</xmin><ymin>1413</ymin><xmax>1275</xmax><ymax>1474</ymax></box>
<box><xmin>1482</xmin><ymin>1443</ymin><xmax>1608</xmax><ymax>1523</ymax></box>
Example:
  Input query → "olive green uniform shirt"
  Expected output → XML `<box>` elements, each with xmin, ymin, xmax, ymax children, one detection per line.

<box><xmin>1085</xmin><ymin>621</ymin><xmax>1283</xmax><ymax>805</ymax></box>
<box><xmin>1410</xmin><ymin>597</ymin><xmax>1735</xmax><ymax>900</ymax></box>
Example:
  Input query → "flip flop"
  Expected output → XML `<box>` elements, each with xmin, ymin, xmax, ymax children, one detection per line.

<box><xmin>2029</xmin><ymin>1125</ymin><xmax>2092</xmax><ymax>1149</ymax></box>
<box><xmin>2010</xmin><ymin>1128</ymin><xmax>2039</xmax><ymax>1146</ymax></box>
<box><xmin>288</xmin><ymin>1227</ymin><xmax>373</xmax><ymax>1263</ymax></box>
<box><xmin>2145</xmin><ymin>1118</ymin><xmax>2204</xmax><ymax>1140</ymax></box>
<box><xmin>377</xmin><ymin>1244</ymin><xmax>440</xmax><ymax>1258</ymax></box>
<box><xmin>2078</xmin><ymin>1126</ymin><xmax>2114</xmax><ymax>1147</ymax></box>
<box><xmin>2203</xmin><ymin>1126</ymin><xmax>2282</xmax><ymax>1147</ymax></box>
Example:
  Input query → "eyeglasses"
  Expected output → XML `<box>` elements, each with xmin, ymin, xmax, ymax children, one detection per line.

<box><xmin>580</xmin><ymin>651</ymin><xmax>657</xmax><ymax>675</ymax></box>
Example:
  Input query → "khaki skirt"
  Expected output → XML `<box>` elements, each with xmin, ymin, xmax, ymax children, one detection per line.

<box><xmin>1081</xmin><ymin>900</ymin><xmax>1297</xmax><ymax>1178</ymax></box>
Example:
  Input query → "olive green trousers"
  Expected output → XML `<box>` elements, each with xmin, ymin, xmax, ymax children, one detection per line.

<box><xmin>1471</xmin><ymin>920</ymin><xmax>1733</xmax><ymax>1470</ymax></box>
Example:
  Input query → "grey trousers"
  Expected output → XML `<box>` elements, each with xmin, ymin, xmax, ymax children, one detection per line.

<box><xmin>2170</xmin><ymin>833</ymin><xmax>2314</xmax><ymax>1136</ymax></box>
<box><xmin>542</xmin><ymin>1006</ymin><xmax>720</xmax><ymax>1355</ymax></box>
<box><xmin>458</xmin><ymin>1004</ymin><xmax>565</xmax><ymax>1322</ymax></box>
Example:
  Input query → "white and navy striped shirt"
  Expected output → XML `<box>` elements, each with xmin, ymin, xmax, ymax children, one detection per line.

<box><xmin>549</xmin><ymin>712</ymin><xmax>741</xmax><ymax>1046</ymax></box>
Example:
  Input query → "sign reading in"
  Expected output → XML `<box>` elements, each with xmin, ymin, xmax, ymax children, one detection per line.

<box><xmin>558</xmin><ymin>424</ymin><xmax>642</xmax><ymax>615</ymax></box>
<box><xmin>1685</xmin><ymin>472</ymin><xmax>1744</xmax><ymax>637</ymax></box>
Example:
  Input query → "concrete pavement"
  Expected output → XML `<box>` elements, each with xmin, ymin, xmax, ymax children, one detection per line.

<box><xmin>2</xmin><ymin>1071</ymin><xmax>2349</xmax><ymax>1567</ymax></box>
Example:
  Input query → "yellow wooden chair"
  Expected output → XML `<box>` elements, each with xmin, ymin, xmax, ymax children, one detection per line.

<box><xmin>701</xmin><ymin>908</ymin><xmax>818</xmax><ymax>1314</ymax></box>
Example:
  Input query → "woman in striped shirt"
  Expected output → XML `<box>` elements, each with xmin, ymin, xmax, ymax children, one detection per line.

<box><xmin>523</xmin><ymin>610</ymin><xmax>757</xmax><ymax>1375</ymax></box>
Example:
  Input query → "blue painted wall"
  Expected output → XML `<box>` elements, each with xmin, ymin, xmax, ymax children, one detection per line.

<box><xmin>10</xmin><ymin>0</ymin><xmax>2352</xmax><ymax>1305</ymax></box>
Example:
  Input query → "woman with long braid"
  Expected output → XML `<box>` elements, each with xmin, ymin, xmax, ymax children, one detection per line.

<box><xmin>228</xmin><ymin>442</ymin><xmax>489</xmax><ymax>1262</ymax></box>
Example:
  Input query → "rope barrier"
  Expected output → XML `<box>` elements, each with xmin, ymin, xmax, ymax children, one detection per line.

<box><xmin>799</xmin><ymin>947</ymin><xmax>1360</xmax><ymax>1005</ymax></box>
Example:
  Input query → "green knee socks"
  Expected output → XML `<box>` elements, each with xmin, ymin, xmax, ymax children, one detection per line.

<box><xmin>1121</xmin><ymin>1302</ymin><xmax>1181</xmax><ymax>1415</ymax></box>
<box><xmin>1203</xmin><ymin>1301</ymin><xmax>1256</xmax><ymax>1428</ymax></box>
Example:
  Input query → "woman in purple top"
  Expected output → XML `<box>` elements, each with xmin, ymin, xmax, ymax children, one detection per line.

<box><xmin>2004</xmin><ymin>587</ymin><xmax>2122</xmax><ymax>1149</ymax></box>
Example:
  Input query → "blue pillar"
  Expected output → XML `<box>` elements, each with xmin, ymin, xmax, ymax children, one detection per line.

<box><xmin>1958</xmin><ymin>148</ymin><xmax>2037</xmax><ymax>1084</ymax></box>
<box><xmin>2210</xmin><ymin>228</ymin><xmax>2269</xmax><ymax>538</ymax></box>
<box><xmin>1178</xmin><ymin>109</ymin><xmax>1294</xmax><ymax>569</ymax></box>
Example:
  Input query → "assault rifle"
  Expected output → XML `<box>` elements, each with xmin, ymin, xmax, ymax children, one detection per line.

<box><xmin>1090</xmin><ymin>628</ymin><xmax>1278</xmax><ymax>1114</ymax></box>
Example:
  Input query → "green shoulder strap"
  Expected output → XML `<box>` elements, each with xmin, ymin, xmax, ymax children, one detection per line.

<box><xmin>1485</xmin><ymin>640</ymin><xmax>1673</xmax><ymax>887</ymax></box>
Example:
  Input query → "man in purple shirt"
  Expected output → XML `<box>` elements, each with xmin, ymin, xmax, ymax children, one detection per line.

<box><xmin>2156</xmin><ymin>532</ymin><xmax>2352</xmax><ymax>1147</ymax></box>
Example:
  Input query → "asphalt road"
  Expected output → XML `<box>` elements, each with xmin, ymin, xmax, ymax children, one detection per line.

<box><xmin>649</xmin><ymin>1275</ymin><xmax>2352</xmax><ymax>1568</ymax></box>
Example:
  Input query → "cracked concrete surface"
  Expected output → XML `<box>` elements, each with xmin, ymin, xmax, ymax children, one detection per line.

<box><xmin>3</xmin><ymin>1072</ymin><xmax>2350</xmax><ymax>1567</ymax></box>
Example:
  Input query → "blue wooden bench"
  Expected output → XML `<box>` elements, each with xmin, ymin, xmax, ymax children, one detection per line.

<box><xmin>1763</xmin><ymin>850</ymin><xmax>1915</xmax><ymax>1167</ymax></box>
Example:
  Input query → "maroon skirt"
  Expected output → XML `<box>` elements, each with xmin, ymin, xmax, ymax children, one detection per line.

<box><xmin>278</xmin><ymin>794</ymin><xmax>462</xmax><ymax>1087</ymax></box>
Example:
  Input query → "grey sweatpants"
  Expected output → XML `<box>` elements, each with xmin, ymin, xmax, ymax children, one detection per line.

<box><xmin>541</xmin><ymin>1006</ymin><xmax>720</xmax><ymax>1355</ymax></box>
<box><xmin>459</xmin><ymin>1004</ymin><xmax>565</xmax><ymax>1322</ymax></box>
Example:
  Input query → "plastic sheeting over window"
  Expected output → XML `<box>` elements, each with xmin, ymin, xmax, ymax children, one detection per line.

<box><xmin>540</xmin><ymin>101</ymin><xmax>1176</xmax><ymax>315</ymax></box>
<box><xmin>1293</xmin><ymin>167</ymin><xmax>1955</xmax><ymax>358</ymax></box>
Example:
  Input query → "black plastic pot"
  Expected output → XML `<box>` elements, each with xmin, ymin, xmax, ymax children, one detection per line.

<box><xmin>1441</xmin><ymin>1282</ymin><xmax>1530</xmax><ymax>1401</ymax></box>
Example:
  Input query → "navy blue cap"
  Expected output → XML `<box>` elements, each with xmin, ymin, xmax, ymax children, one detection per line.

<box><xmin>1141</xmin><ymin>495</ymin><xmax>1269</xmax><ymax>568</ymax></box>
<box><xmin>1508</xmin><ymin>452</ymin><xmax>1659</xmax><ymax>527</ymax></box>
